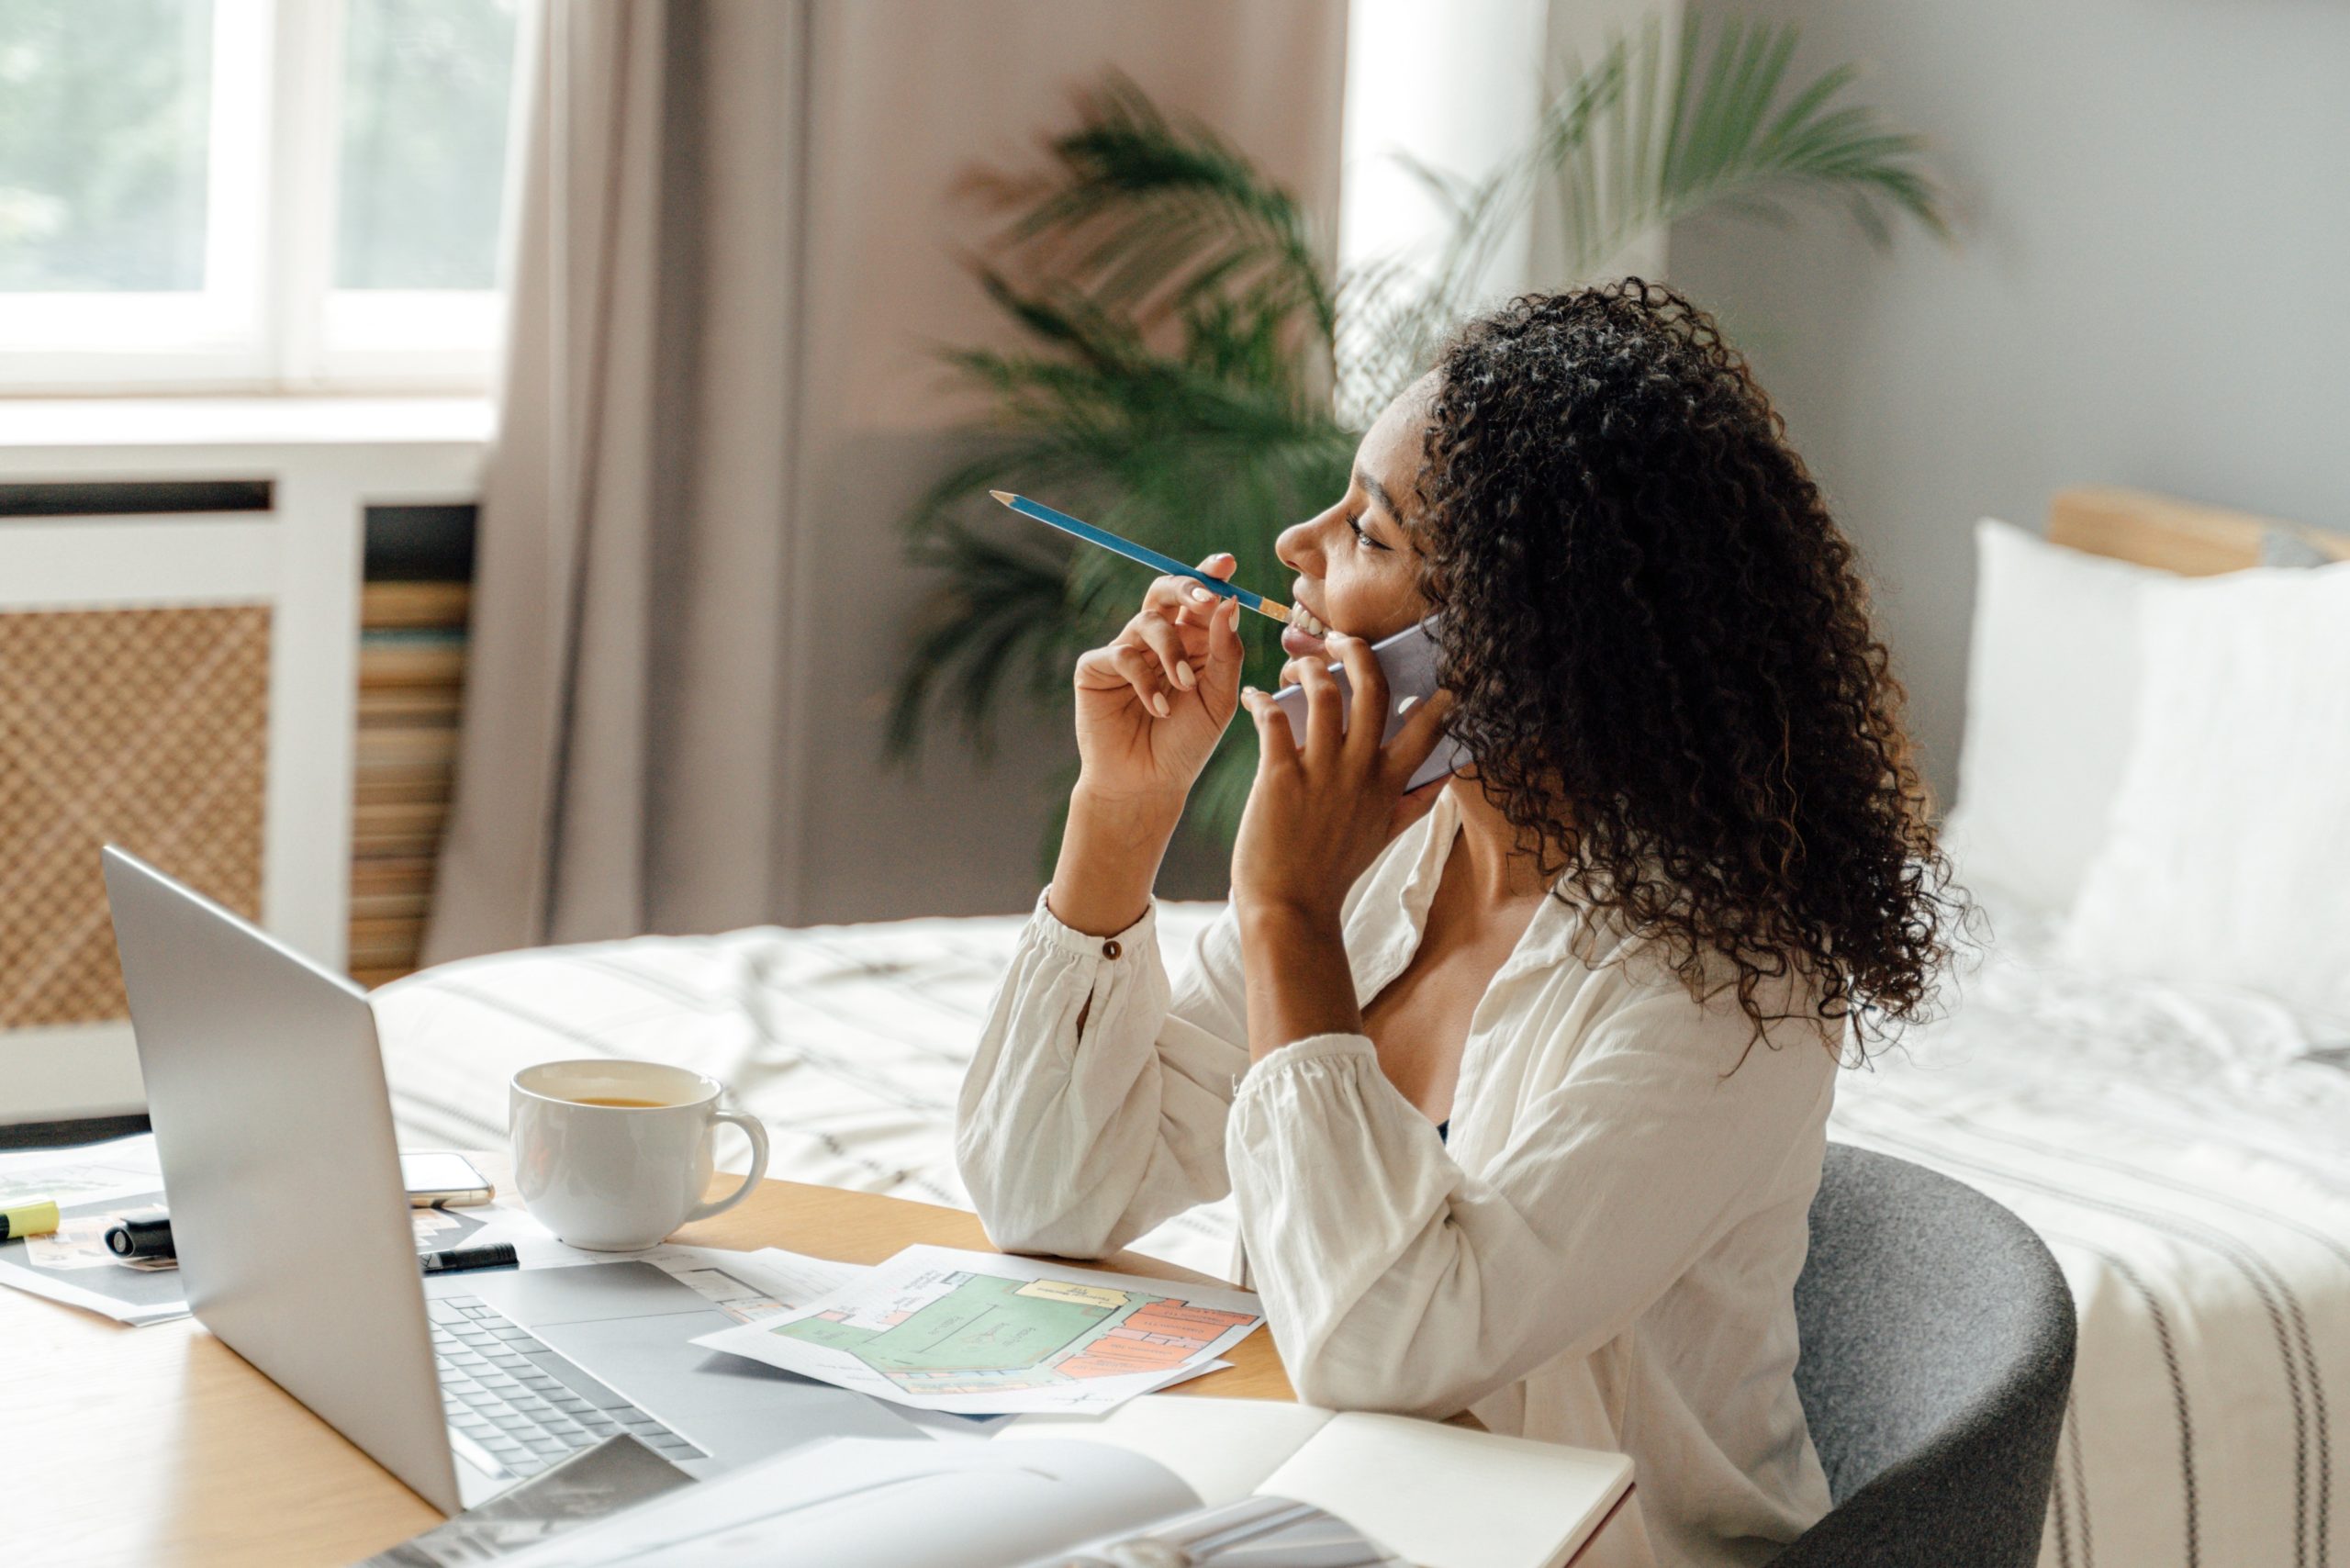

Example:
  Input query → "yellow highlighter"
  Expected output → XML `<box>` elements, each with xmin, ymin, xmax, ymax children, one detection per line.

<box><xmin>0</xmin><ymin>1197</ymin><xmax>62</xmax><ymax>1242</ymax></box>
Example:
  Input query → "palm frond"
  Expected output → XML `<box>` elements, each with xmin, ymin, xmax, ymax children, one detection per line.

<box><xmin>983</xmin><ymin>72</ymin><xmax>1337</xmax><ymax>352</ymax></box>
<box><xmin>887</xmin><ymin>514</ymin><xmax>1073</xmax><ymax>762</ymax></box>
<box><xmin>1639</xmin><ymin>16</ymin><xmax>1944</xmax><ymax>250</ymax></box>
<box><xmin>1341</xmin><ymin>15</ymin><xmax>1946</xmax><ymax>415</ymax></box>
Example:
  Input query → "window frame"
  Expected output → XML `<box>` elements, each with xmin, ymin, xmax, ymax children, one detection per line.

<box><xmin>0</xmin><ymin>0</ymin><xmax>532</xmax><ymax>397</ymax></box>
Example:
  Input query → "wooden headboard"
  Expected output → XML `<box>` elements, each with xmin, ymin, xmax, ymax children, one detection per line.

<box><xmin>2045</xmin><ymin>486</ymin><xmax>2350</xmax><ymax>576</ymax></box>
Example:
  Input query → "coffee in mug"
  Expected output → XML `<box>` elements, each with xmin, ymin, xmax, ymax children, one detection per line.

<box><xmin>509</xmin><ymin>1060</ymin><xmax>770</xmax><ymax>1250</ymax></box>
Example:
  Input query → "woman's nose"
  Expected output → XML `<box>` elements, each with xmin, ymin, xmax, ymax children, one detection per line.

<box><xmin>1275</xmin><ymin>517</ymin><xmax>1321</xmax><ymax>576</ymax></box>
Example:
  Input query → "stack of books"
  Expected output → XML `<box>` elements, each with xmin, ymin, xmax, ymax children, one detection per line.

<box><xmin>351</xmin><ymin>580</ymin><xmax>469</xmax><ymax>986</ymax></box>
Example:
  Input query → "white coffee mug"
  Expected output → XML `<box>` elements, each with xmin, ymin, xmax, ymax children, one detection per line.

<box><xmin>509</xmin><ymin>1059</ymin><xmax>770</xmax><ymax>1251</ymax></box>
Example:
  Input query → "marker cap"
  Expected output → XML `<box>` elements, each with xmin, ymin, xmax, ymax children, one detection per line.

<box><xmin>105</xmin><ymin>1210</ymin><xmax>175</xmax><ymax>1260</ymax></box>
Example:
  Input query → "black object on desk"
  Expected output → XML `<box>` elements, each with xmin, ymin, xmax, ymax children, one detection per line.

<box><xmin>420</xmin><ymin>1241</ymin><xmax>519</xmax><ymax>1275</ymax></box>
<box><xmin>105</xmin><ymin>1208</ymin><xmax>175</xmax><ymax>1260</ymax></box>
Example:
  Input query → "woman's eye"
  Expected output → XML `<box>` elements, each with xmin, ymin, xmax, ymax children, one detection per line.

<box><xmin>1347</xmin><ymin>513</ymin><xmax>1389</xmax><ymax>552</ymax></box>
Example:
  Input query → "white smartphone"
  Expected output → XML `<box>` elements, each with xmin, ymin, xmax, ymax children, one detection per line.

<box><xmin>401</xmin><ymin>1150</ymin><xmax>495</xmax><ymax>1208</ymax></box>
<box><xmin>1271</xmin><ymin>617</ymin><xmax>1470</xmax><ymax>791</ymax></box>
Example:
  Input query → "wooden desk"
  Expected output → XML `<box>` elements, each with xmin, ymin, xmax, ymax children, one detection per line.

<box><xmin>5</xmin><ymin>1177</ymin><xmax>1647</xmax><ymax>1566</ymax></box>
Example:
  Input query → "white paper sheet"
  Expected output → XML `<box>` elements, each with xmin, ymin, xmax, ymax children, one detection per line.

<box><xmin>739</xmin><ymin>1246</ymin><xmax>865</xmax><ymax>1310</ymax></box>
<box><xmin>0</xmin><ymin>1137</ymin><xmax>184</xmax><ymax>1324</ymax></box>
<box><xmin>0</xmin><ymin>1137</ymin><xmax>498</xmax><ymax>1327</ymax></box>
<box><xmin>647</xmin><ymin>1249</ymin><xmax>865</xmax><ymax>1324</ymax></box>
<box><xmin>692</xmin><ymin>1244</ymin><xmax>1264</xmax><ymax>1415</ymax></box>
<box><xmin>462</xmin><ymin>1205</ymin><xmax>867</xmax><ymax>1323</ymax></box>
<box><xmin>0</xmin><ymin>1133</ymin><xmax>160</xmax><ymax>1206</ymax></box>
<box><xmin>0</xmin><ymin>1215</ymin><xmax>186</xmax><ymax>1326</ymax></box>
<box><xmin>23</xmin><ymin>1215</ymin><xmax>176</xmax><ymax>1271</ymax></box>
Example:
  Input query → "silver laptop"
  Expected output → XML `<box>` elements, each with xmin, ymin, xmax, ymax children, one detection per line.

<box><xmin>102</xmin><ymin>846</ymin><xmax>917</xmax><ymax>1514</ymax></box>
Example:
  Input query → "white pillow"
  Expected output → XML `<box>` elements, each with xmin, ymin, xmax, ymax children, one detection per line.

<box><xmin>1947</xmin><ymin>518</ymin><xmax>2164</xmax><ymax>911</ymax></box>
<box><xmin>2061</xmin><ymin>562</ymin><xmax>2350</xmax><ymax>1024</ymax></box>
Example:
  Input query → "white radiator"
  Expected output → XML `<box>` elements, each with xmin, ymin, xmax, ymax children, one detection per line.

<box><xmin>0</xmin><ymin>398</ymin><xmax>486</xmax><ymax>1124</ymax></box>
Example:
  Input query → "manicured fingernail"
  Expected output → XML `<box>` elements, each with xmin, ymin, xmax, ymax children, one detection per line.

<box><xmin>1151</xmin><ymin>692</ymin><xmax>1170</xmax><ymax>717</ymax></box>
<box><xmin>1190</xmin><ymin>586</ymin><xmax>1214</xmax><ymax>604</ymax></box>
<box><xmin>1397</xmin><ymin>695</ymin><xmax>1420</xmax><ymax>714</ymax></box>
<box><xmin>1174</xmin><ymin>663</ymin><xmax>1196</xmax><ymax>689</ymax></box>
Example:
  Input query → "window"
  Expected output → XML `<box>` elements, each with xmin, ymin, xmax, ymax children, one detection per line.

<box><xmin>0</xmin><ymin>0</ymin><xmax>526</xmax><ymax>394</ymax></box>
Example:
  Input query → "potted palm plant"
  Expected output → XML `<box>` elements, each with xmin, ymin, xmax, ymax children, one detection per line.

<box><xmin>891</xmin><ymin>16</ymin><xmax>1947</xmax><ymax>872</ymax></box>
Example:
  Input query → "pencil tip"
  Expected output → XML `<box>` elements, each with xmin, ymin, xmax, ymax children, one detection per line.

<box><xmin>989</xmin><ymin>489</ymin><xmax>1016</xmax><ymax>506</ymax></box>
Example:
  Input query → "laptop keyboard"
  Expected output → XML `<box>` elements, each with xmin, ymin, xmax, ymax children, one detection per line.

<box><xmin>429</xmin><ymin>1294</ymin><xmax>706</xmax><ymax>1479</ymax></box>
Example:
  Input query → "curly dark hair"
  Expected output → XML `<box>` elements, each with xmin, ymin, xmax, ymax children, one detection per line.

<box><xmin>1418</xmin><ymin>280</ymin><xmax>1962</xmax><ymax>1058</ymax></box>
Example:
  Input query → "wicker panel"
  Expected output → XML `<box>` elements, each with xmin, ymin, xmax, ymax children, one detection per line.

<box><xmin>0</xmin><ymin>606</ymin><xmax>270</xmax><ymax>1027</ymax></box>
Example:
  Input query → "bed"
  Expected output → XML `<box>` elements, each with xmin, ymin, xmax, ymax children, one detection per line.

<box><xmin>375</xmin><ymin>487</ymin><xmax>2350</xmax><ymax>1568</ymax></box>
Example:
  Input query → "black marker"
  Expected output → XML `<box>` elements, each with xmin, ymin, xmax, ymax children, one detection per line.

<box><xmin>105</xmin><ymin>1209</ymin><xmax>174</xmax><ymax>1260</ymax></box>
<box><xmin>420</xmin><ymin>1241</ymin><xmax>519</xmax><ymax>1275</ymax></box>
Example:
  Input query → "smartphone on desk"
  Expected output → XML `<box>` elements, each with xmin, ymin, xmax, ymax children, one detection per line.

<box><xmin>402</xmin><ymin>1151</ymin><xmax>495</xmax><ymax>1207</ymax></box>
<box><xmin>1271</xmin><ymin>617</ymin><xmax>1470</xmax><ymax>791</ymax></box>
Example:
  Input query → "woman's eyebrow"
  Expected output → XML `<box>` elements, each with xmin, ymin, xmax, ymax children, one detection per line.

<box><xmin>1354</xmin><ymin>465</ymin><xmax>1405</xmax><ymax>528</ymax></box>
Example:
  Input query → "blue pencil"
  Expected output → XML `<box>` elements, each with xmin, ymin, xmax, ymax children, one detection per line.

<box><xmin>990</xmin><ymin>491</ymin><xmax>1292</xmax><ymax>624</ymax></box>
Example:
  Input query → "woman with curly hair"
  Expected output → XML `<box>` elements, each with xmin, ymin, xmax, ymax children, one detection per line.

<box><xmin>957</xmin><ymin>281</ymin><xmax>1961</xmax><ymax>1566</ymax></box>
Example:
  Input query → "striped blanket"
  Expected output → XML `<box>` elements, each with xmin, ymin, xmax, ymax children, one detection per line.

<box><xmin>373</xmin><ymin>892</ymin><xmax>2350</xmax><ymax>1568</ymax></box>
<box><xmin>1830</xmin><ymin>893</ymin><xmax>2350</xmax><ymax>1568</ymax></box>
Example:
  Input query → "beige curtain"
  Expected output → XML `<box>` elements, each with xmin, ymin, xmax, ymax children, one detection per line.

<box><xmin>425</xmin><ymin>1</ymin><xmax>1348</xmax><ymax>962</ymax></box>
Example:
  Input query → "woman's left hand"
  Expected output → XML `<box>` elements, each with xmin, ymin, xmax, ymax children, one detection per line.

<box><xmin>1231</xmin><ymin>634</ymin><xmax>1456</xmax><ymax>926</ymax></box>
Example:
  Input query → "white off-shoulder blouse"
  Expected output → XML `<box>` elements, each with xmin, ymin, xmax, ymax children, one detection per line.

<box><xmin>956</xmin><ymin>790</ymin><xmax>1839</xmax><ymax>1568</ymax></box>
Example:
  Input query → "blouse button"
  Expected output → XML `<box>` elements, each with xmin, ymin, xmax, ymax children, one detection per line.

<box><xmin>1102</xmin><ymin>938</ymin><xmax>1123</xmax><ymax>959</ymax></box>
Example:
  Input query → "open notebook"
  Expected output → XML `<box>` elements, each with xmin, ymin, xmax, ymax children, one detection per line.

<box><xmin>487</xmin><ymin>1396</ymin><xmax>1631</xmax><ymax>1568</ymax></box>
<box><xmin>1000</xmin><ymin>1397</ymin><xmax>1634</xmax><ymax>1568</ymax></box>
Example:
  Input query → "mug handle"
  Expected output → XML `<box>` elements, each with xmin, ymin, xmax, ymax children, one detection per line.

<box><xmin>684</xmin><ymin>1110</ymin><xmax>770</xmax><ymax>1224</ymax></box>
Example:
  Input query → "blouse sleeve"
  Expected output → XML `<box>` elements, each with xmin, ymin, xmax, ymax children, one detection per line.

<box><xmin>955</xmin><ymin>891</ymin><xmax>1252</xmax><ymax>1260</ymax></box>
<box><xmin>1225</xmin><ymin>983</ymin><xmax>1836</xmax><ymax>1417</ymax></box>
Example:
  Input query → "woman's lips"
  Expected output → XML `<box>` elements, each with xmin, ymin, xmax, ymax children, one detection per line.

<box><xmin>1281</xmin><ymin>601</ymin><xmax>1332</xmax><ymax>660</ymax></box>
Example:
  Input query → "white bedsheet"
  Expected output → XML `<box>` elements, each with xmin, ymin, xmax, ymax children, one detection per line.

<box><xmin>375</xmin><ymin>892</ymin><xmax>2350</xmax><ymax>1568</ymax></box>
<box><xmin>373</xmin><ymin>905</ymin><xmax>1233</xmax><ymax>1276</ymax></box>
<box><xmin>1834</xmin><ymin>889</ymin><xmax>2350</xmax><ymax>1568</ymax></box>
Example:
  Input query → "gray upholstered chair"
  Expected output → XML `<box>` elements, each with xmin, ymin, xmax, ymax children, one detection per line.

<box><xmin>1773</xmin><ymin>1142</ymin><xmax>2077</xmax><ymax>1567</ymax></box>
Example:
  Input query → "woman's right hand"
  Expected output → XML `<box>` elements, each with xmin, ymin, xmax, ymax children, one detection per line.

<box><xmin>1070</xmin><ymin>554</ymin><xmax>1247</xmax><ymax>812</ymax></box>
<box><xmin>1049</xmin><ymin>555</ymin><xmax>1247</xmax><ymax>937</ymax></box>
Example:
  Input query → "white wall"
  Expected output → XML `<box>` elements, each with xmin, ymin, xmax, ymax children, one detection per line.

<box><xmin>1339</xmin><ymin>0</ymin><xmax>1673</xmax><ymax>311</ymax></box>
<box><xmin>1667</xmin><ymin>0</ymin><xmax>2350</xmax><ymax>803</ymax></box>
<box><xmin>784</xmin><ymin>1</ymin><xmax>1350</xmax><ymax>922</ymax></box>
<box><xmin>1340</xmin><ymin>0</ymin><xmax>1554</xmax><ymax>303</ymax></box>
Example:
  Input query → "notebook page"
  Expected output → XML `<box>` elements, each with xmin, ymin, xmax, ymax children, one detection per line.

<box><xmin>1258</xmin><ymin>1412</ymin><xmax>1634</xmax><ymax>1568</ymax></box>
<box><xmin>996</xmin><ymin>1397</ymin><xmax>1336</xmax><ymax>1506</ymax></box>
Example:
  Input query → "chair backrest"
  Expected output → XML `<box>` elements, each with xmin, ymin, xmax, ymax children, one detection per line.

<box><xmin>1774</xmin><ymin>1143</ymin><xmax>2077</xmax><ymax>1568</ymax></box>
